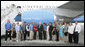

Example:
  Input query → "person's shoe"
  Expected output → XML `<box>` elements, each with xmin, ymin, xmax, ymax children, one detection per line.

<box><xmin>30</xmin><ymin>39</ymin><xmax>32</xmax><ymax>41</ymax></box>
<box><xmin>40</xmin><ymin>39</ymin><xmax>42</xmax><ymax>40</ymax></box>
<box><xmin>69</xmin><ymin>42</ymin><xmax>72</xmax><ymax>44</ymax></box>
<box><xmin>16</xmin><ymin>40</ymin><xmax>18</xmax><ymax>42</ymax></box>
<box><xmin>44</xmin><ymin>39</ymin><xmax>46</xmax><ymax>40</ymax></box>
<box><xmin>49</xmin><ymin>40</ymin><xmax>52</xmax><ymax>41</ymax></box>
<box><xmin>24</xmin><ymin>40</ymin><xmax>25</xmax><ymax>41</ymax></box>
<box><xmin>74</xmin><ymin>43</ymin><xmax>78</xmax><ymax>44</ymax></box>
<box><xmin>49</xmin><ymin>40</ymin><xmax>50</xmax><ymax>41</ymax></box>
<box><xmin>64</xmin><ymin>41</ymin><xmax>67</xmax><ymax>43</ymax></box>
<box><xmin>59</xmin><ymin>40</ymin><xmax>62</xmax><ymax>42</ymax></box>
<box><xmin>65</xmin><ymin>41</ymin><xmax>69</xmax><ymax>43</ymax></box>
<box><xmin>4</xmin><ymin>41</ymin><xmax>7</xmax><ymax>43</ymax></box>
<box><xmin>27</xmin><ymin>39</ymin><xmax>30</xmax><ymax>40</ymax></box>
<box><xmin>14</xmin><ymin>40</ymin><xmax>16</xmax><ymax>42</ymax></box>
<box><xmin>34</xmin><ymin>39</ymin><xmax>36</xmax><ymax>40</ymax></box>
<box><xmin>12</xmin><ymin>40</ymin><xmax>16</xmax><ymax>42</ymax></box>
<box><xmin>10</xmin><ymin>40</ymin><xmax>12</xmax><ymax>42</ymax></box>
<box><xmin>56</xmin><ymin>40</ymin><xmax>59</xmax><ymax>41</ymax></box>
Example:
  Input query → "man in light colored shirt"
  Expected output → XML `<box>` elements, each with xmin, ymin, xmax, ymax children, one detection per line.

<box><xmin>29</xmin><ymin>22</ymin><xmax>33</xmax><ymax>40</ymax></box>
<box><xmin>15</xmin><ymin>22</ymin><xmax>20</xmax><ymax>42</ymax></box>
<box><xmin>68</xmin><ymin>22</ymin><xmax>74</xmax><ymax>43</ymax></box>
<box><xmin>26</xmin><ymin>24</ymin><xmax>30</xmax><ymax>31</ymax></box>
<box><xmin>73</xmin><ymin>21</ymin><xmax>81</xmax><ymax>44</ymax></box>
<box><xmin>26</xmin><ymin>24</ymin><xmax>30</xmax><ymax>40</ymax></box>
<box><xmin>15</xmin><ymin>24</ymin><xmax>20</xmax><ymax>32</ymax></box>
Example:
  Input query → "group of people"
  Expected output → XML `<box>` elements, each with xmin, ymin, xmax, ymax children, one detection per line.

<box><xmin>5</xmin><ymin>19</ymin><xmax>81</xmax><ymax>44</ymax></box>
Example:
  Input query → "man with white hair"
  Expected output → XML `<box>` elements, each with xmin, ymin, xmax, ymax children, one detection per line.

<box><xmin>38</xmin><ymin>22</ymin><xmax>43</xmax><ymax>40</ymax></box>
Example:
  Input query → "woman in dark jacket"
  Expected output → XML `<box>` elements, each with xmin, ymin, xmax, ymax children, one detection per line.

<box><xmin>55</xmin><ymin>22</ymin><xmax>60</xmax><ymax>41</ymax></box>
<box><xmin>52</xmin><ymin>24</ymin><xmax>56</xmax><ymax>35</ymax></box>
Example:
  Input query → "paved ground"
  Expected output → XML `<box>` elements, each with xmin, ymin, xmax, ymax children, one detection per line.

<box><xmin>1</xmin><ymin>25</ymin><xmax>84</xmax><ymax>46</ymax></box>
<box><xmin>1</xmin><ymin>40</ymin><xmax>84</xmax><ymax>46</ymax></box>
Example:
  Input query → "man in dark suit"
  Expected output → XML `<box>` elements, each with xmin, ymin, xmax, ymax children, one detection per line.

<box><xmin>49</xmin><ymin>22</ymin><xmax>53</xmax><ymax>41</ymax></box>
<box><xmin>22</xmin><ymin>22</ymin><xmax>27</xmax><ymax>40</ymax></box>
<box><xmin>73</xmin><ymin>21</ymin><xmax>81</xmax><ymax>44</ymax></box>
<box><xmin>38</xmin><ymin>22</ymin><xmax>43</xmax><ymax>40</ymax></box>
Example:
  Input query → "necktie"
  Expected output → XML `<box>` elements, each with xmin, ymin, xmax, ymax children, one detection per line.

<box><xmin>74</xmin><ymin>25</ymin><xmax>77</xmax><ymax>33</ymax></box>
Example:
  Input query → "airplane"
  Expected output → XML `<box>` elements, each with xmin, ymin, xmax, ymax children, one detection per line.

<box><xmin>1</xmin><ymin>1</ymin><xmax>84</xmax><ymax>37</ymax></box>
